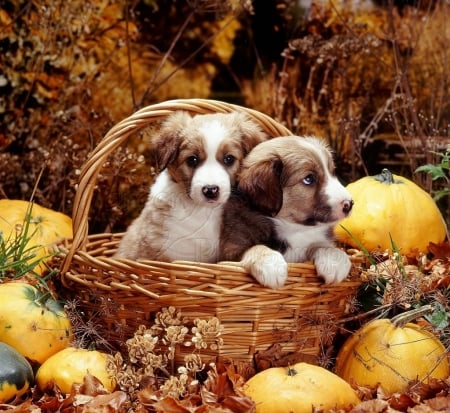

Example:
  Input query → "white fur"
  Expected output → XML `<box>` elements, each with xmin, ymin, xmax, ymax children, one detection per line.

<box><xmin>190</xmin><ymin>121</ymin><xmax>231</xmax><ymax>204</ymax></box>
<box><xmin>152</xmin><ymin>171</ymin><xmax>224</xmax><ymax>261</ymax></box>
<box><xmin>241</xmin><ymin>245</ymin><xmax>288</xmax><ymax>288</ymax></box>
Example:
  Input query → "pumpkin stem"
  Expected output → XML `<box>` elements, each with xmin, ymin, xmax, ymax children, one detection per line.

<box><xmin>287</xmin><ymin>365</ymin><xmax>298</xmax><ymax>376</ymax></box>
<box><xmin>375</xmin><ymin>168</ymin><xmax>395</xmax><ymax>184</ymax></box>
<box><xmin>391</xmin><ymin>305</ymin><xmax>433</xmax><ymax>328</ymax></box>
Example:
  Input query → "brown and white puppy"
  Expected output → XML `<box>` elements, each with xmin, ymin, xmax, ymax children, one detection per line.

<box><xmin>115</xmin><ymin>111</ymin><xmax>269</xmax><ymax>262</ymax></box>
<box><xmin>219</xmin><ymin>136</ymin><xmax>353</xmax><ymax>289</ymax></box>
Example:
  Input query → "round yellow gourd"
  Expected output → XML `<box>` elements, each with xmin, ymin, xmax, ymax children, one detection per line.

<box><xmin>0</xmin><ymin>199</ymin><xmax>72</xmax><ymax>274</ymax></box>
<box><xmin>36</xmin><ymin>347</ymin><xmax>116</xmax><ymax>394</ymax></box>
<box><xmin>335</xmin><ymin>306</ymin><xmax>450</xmax><ymax>394</ymax></box>
<box><xmin>244</xmin><ymin>362</ymin><xmax>360</xmax><ymax>412</ymax></box>
<box><xmin>0</xmin><ymin>282</ymin><xmax>73</xmax><ymax>365</ymax></box>
<box><xmin>334</xmin><ymin>169</ymin><xmax>447</xmax><ymax>253</ymax></box>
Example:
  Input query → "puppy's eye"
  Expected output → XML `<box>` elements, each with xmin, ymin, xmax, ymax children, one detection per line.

<box><xmin>302</xmin><ymin>173</ymin><xmax>316</xmax><ymax>185</ymax></box>
<box><xmin>186</xmin><ymin>155</ymin><xmax>199</xmax><ymax>168</ymax></box>
<box><xmin>223</xmin><ymin>154</ymin><xmax>236</xmax><ymax>166</ymax></box>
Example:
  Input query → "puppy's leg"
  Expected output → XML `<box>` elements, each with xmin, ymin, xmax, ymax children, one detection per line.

<box><xmin>241</xmin><ymin>245</ymin><xmax>288</xmax><ymax>289</ymax></box>
<box><xmin>310</xmin><ymin>247</ymin><xmax>351</xmax><ymax>283</ymax></box>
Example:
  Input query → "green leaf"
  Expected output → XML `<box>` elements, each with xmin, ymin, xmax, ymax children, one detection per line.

<box><xmin>428</xmin><ymin>309</ymin><xmax>450</xmax><ymax>330</ymax></box>
<box><xmin>415</xmin><ymin>164</ymin><xmax>447</xmax><ymax>180</ymax></box>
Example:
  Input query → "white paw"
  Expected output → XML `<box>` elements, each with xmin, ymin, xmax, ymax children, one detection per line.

<box><xmin>313</xmin><ymin>247</ymin><xmax>351</xmax><ymax>283</ymax></box>
<box><xmin>241</xmin><ymin>246</ymin><xmax>288</xmax><ymax>289</ymax></box>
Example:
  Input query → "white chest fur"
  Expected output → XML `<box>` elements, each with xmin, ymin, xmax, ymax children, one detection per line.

<box><xmin>272</xmin><ymin>218</ymin><xmax>333</xmax><ymax>262</ymax></box>
<box><xmin>151</xmin><ymin>171</ymin><xmax>223</xmax><ymax>262</ymax></box>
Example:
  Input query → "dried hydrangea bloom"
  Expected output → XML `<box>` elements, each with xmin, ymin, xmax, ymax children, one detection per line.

<box><xmin>106</xmin><ymin>352</ymin><xmax>122</xmax><ymax>376</ymax></box>
<box><xmin>126</xmin><ymin>332</ymin><xmax>159</xmax><ymax>364</ymax></box>
<box><xmin>116</xmin><ymin>364</ymin><xmax>142</xmax><ymax>394</ymax></box>
<box><xmin>142</xmin><ymin>353</ymin><xmax>165</xmax><ymax>376</ymax></box>
<box><xmin>183</xmin><ymin>353</ymin><xmax>205</xmax><ymax>374</ymax></box>
<box><xmin>153</xmin><ymin>306</ymin><xmax>186</xmax><ymax>330</ymax></box>
<box><xmin>159</xmin><ymin>373</ymin><xmax>189</xmax><ymax>398</ymax></box>
<box><xmin>163</xmin><ymin>325</ymin><xmax>189</xmax><ymax>360</ymax></box>
<box><xmin>191</xmin><ymin>317</ymin><xmax>224</xmax><ymax>350</ymax></box>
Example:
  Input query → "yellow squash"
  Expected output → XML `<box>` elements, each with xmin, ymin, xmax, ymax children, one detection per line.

<box><xmin>0</xmin><ymin>282</ymin><xmax>72</xmax><ymax>364</ymax></box>
<box><xmin>334</xmin><ymin>169</ymin><xmax>447</xmax><ymax>253</ymax></box>
<box><xmin>0</xmin><ymin>199</ymin><xmax>72</xmax><ymax>274</ymax></box>
<box><xmin>335</xmin><ymin>306</ymin><xmax>450</xmax><ymax>394</ymax></box>
<box><xmin>36</xmin><ymin>347</ymin><xmax>116</xmax><ymax>394</ymax></box>
<box><xmin>244</xmin><ymin>362</ymin><xmax>360</xmax><ymax>413</ymax></box>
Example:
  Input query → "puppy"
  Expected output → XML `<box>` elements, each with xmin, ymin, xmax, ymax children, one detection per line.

<box><xmin>115</xmin><ymin>111</ymin><xmax>269</xmax><ymax>262</ymax></box>
<box><xmin>219</xmin><ymin>136</ymin><xmax>353</xmax><ymax>288</ymax></box>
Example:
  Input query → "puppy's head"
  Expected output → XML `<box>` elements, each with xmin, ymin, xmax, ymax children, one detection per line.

<box><xmin>237</xmin><ymin>136</ymin><xmax>353</xmax><ymax>224</ymax></box>
<box><xmin>150</xmin><ymin>111</ymin><xmax>269</xmax><ymax>205</ymax></box>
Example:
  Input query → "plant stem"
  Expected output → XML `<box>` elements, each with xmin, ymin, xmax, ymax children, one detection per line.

<box><xmin>391</xmin><ymin>305</ymin><xmax>433</xmax><ymax>328</ymax></box>
<box><xmin>375</xmin><ymin>168</ymin><xmax>395</xmax><ymax>184</ymax></box>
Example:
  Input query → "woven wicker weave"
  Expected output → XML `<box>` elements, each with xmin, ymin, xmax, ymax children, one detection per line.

<box><xmin>60</xmin><ymin>98</ymin><xmax>361</xmax><ymax>365</ymax></box>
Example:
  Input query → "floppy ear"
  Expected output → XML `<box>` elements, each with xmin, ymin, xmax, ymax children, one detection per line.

<box><xmin>238</xmin><ymin>157</ymin><xmax>284</xmax><ymax>216</ymax></box>
<box><xmin>237</xmin><ymin>116</ymin><xmax>270</xmax><ymax>155</ymax></box>
<box><xmin>150</xmin><ymin>112</ymin><xmax>191</xmax><ymax>171</ymax></box>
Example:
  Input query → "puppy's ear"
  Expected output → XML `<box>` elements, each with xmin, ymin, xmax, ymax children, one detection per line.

<box><xmin>150</xmin><ymin>112</ymin><xmax>192</xmax><ymax>171</ymax></box>
<box><xmin>235</xmin><ymin>114</ymin><xmax>270</xmax><ymax>155</ymax></box>
<box><xmin>238</xmin><ymin>157</ymin><xmax>284</xmax><ymax>216</ymax></box>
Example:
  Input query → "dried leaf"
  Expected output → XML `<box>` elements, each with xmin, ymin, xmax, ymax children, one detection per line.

<box><xmin>80</xmin><ymin>391</ymin><xmax>128</xmax><ymax>413</ymax></box>
<box><xmin>78</xmin><ymin>373</ymin><xmax>110</xmax><ymax>396</ymax></box>
<box><xmin>253</xmin><ymin>343</ymin><xmax>317</xmax><ymax>371</ymax></box>
<box><xmin>427</xmin><ymin>242</ymin><xmax>450</xmax><ymax>260</ymax></box>
<box><xmin>151</xmin><ymin>397</ymin><xmax>196</xmax><ymax>413</ymax></box>
<box><xmin>349</xmin><ymin>399</ymin><xmax>389</xmax><ymax>412</ymax></box>
<box><xmin>423</xmin><ymin>395</ymin><xmax>450</xmax><ymax>411</ymax></box>
<box><xmin>0</xmin><ymin>400</ymin><xmax>39</xmax><ymax>412</ymax></box>
<box><xmin>389</xmin><ymin>393</ymin><xmax>415</xmax><ymax>410</ymax></box>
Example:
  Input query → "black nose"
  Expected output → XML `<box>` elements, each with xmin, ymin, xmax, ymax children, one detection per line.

<box><xmin>202</xmin><ymin>185</ymin><xmax>220</xmax><ymax>199</ymax></box>
<box><xmin>343</xmin><ymin>199</ymin><xmax>353</xmax><ymax>214</ymax></box>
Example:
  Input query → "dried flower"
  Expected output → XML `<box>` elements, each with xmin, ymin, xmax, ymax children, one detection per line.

<box><xmin>183</xmin><ymin>353</ymin><xmax>205</xmax><ymax>374</ymax></box>
<box><xmin>151</xmin><ymin>306</ymin><xmax>186</xmax><ymax>336</ymax></box>
<box><xmin>108</xmin><ymin>308</ymin><xmax>225</xmax><ymax>406</ymax></box>
<box><xmin>159</xmin><ymin>374</ymin><xmax>189</xmax><ymax>399</ymax></box>
<box><xmin>164</xmin><ymin>325</ymin><xmax>189</xmax><ymax>360</ymax></box>
<box><xmin>191</xmin><ymin>317</ymin><xmax>224</xmax><ymax>350</ymax></box>
<box><xmin>126</xmin><ymin>327</ymin><xmax>158</xmax><ymax>363</ymax></box>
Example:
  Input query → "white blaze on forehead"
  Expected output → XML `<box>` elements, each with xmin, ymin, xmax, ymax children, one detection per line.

<box><xmin>299</xmin><ymin>137</ymin><xmax>352</xmax><ymax>203</ymax></box>
<box><xmin>190</xmin><ymin>120</ymin><xmax>232</xmax><ymax>204</ymax></box>
<box><xmin>199</xmin><ymin>120</ymin><xmax>228</xmax><ymax>154</ymax></box>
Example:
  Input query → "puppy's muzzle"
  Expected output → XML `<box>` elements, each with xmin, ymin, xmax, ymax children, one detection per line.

<box><xmin>202</xmin><ymin>185</ymin><xmax>220</xmax><ymax>200</ymax></box>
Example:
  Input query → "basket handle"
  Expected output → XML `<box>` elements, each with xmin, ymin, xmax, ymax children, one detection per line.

<box><xmin>60</xmin><ymin>98</ymin><xmax>292</xmax><ymax>274</ymax></box>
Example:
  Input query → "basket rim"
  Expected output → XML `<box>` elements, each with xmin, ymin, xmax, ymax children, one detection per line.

<box><xmin>60</xmin><ymin>98</ymin><xmax>293</xmax><ymax>275</ymax></box>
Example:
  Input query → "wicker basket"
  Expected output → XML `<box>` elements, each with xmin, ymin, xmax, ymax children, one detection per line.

<box><xmin>60</xmin><ymin>98</ymin><xmax>362</xmax><ymax>366</ymax></box>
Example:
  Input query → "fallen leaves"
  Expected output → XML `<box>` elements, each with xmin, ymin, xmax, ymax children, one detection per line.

<box><xmin>350</xmin><ymin>379</ymin><xmax>450</xmax><ymax>413</ymax></box>
<box><xmin>1</xmin><ymin>374</ymin><xmax>127</xmax><ymax>413</ymax></box>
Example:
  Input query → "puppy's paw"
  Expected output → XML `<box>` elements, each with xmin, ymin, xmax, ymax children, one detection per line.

<box><xmin>241</xmin><ymin>245</ymin><xmax>288</xmax><ymax>289</ymax></box>
<box><xmin>312</xmin><ymin>247</ymin><xmax>351</xmax><ymax>283</ymax></box>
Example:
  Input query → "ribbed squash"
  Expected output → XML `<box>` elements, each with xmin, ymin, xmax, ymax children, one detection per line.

<box><xmin>0</xmin><ymin>199</ymin><xmax>72</xmax><ymax>274</ymax></box>
<box><xmin>334</xmin><ymin>169</ymin><xmax>447</xmax><ymax>253</ymax></box>
<box><xmin>244</xmin><ymin>362</ymin><xmax>360</xmax><ymax>412</ymax></box>
<box><xmin>0</xmin><ymin>342</ymin><xmax>34</xmax><ymax>403</ymax></box>
<box><xmin>0</xmin><ymin>282</ymin><xmax>72</xmax><ymax>364</ymax></box>
<box><xmin>36</xmin><ymin>347</ymin><xmax>116</xmax><ymax>394</ymax></box>
<box><xmin>335</xmin><ymin>306</ymin><xmax>450</xmax><ymax>394</ymax></box>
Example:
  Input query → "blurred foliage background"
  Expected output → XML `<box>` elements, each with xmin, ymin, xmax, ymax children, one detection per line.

<box><xmin>1</xmin><ymin>0</ymin><xmax>449</xmax><ymax>233</ymax></box>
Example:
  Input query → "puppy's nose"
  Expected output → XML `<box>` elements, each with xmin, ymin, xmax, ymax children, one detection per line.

<box><xmin>342</xmin><ymin>199</ymin><xmax>353</xmax><ymax>215</ymax></box>
<box><xmin>202</xmin><ymin>185</ymin><xmax>220</xmax><ymax>199</ymax></box>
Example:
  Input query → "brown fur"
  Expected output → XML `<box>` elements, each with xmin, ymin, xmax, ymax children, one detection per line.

<box><xmin>220</xmin><ymin>136</ymin><xmax>353</xmax><ymax>288</ymax></box>
<box><xmin>115</xmin><ymin>111</ymin><xmax>269</xmax><ymax>262</ymax></box>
